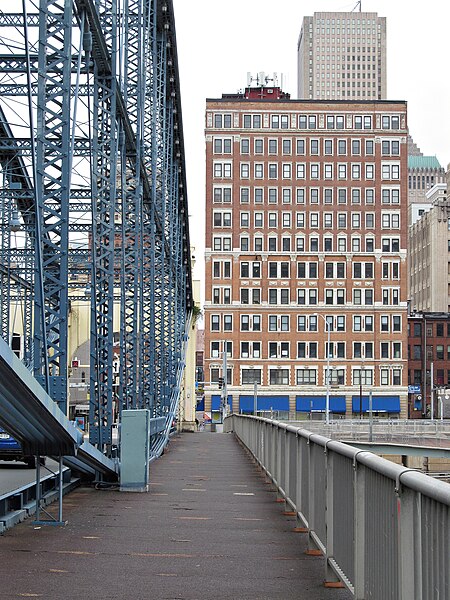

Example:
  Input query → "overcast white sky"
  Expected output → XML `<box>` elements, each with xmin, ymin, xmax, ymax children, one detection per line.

<box><xmin>172</xmin><ymin>0</ymin><xmax>450</xmax><ymax>288</ymax></box>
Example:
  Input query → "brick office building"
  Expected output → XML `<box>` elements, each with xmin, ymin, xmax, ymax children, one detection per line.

<box><xmin>204</xmin><ymin>84</ymin><xmax>408</xmax><ymax>419</ymax></box>
<box><xmin>408</xmin><ymin>312</ymin><xmax>450</xmax><ymax>418</ymax></box>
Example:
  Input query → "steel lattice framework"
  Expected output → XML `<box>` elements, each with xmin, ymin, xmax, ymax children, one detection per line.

<box><xmin>0</xmin><ymin>0</ymin><xmax>192</xmax><ymax>456</ymax></box>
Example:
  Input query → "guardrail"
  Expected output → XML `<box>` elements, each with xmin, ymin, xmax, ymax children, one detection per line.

<box><xmin>0</xmin><ymin>466</ymin><xmax>78</xmax><ymax>533</ymax></box>
<box><xmin>291</xmin><ymin>418</ymin><xmax>450</xmax><ymax>446</ymax></box>
<box><xmin>225</xmin><ymin>414</ymin><xmax>450</xmax><ymax>600</ymax></box>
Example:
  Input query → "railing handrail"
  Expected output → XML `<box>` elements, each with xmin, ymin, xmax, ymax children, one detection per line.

<box><xmin>227</xmin><ymin>414</ymin><xmax>450</xmax><ymax>599</ymax></box>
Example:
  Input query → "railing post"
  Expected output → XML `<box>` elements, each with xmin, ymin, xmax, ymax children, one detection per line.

<box><xmin>325</xmin><ymin>446</ymin><xmax>344</xmax><ymax>587</ymax></box>
<box><xmin>397</xmin><ymin>482</ymin><xmax>422</xmax><ymax>599</ymax></box>
<box><xmin>354</xmin><ymin>458</ymin><xmax>366</xmax><ymax>598</ymax></box>
<box><xmin>305</xmin><ymin>437</ymin><xmax>321</xmax><ymax>555</ymax></box>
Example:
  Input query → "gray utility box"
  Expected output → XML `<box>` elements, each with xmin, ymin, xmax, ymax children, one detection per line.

<box><xmin>119</xmin><ymin>409</ymin><xmax>150</xmax><ymax>492</ymax></box>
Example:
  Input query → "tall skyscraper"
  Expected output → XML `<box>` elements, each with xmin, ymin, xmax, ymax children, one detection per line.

<box><xmin>297</xmin><ymin>12</ymin><xmax>387</xmax><ymax>100</ymax></box>
<box><xmin>204</xmin><ymin>79</ymin><xmax>408</xmax><ymax>420</ymax></box>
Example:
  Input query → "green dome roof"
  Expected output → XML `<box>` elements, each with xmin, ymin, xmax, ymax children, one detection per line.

<box><xmin>408</xmin><ymin>155</ymin><xmax>442</xmax><ymax>170</ymax></box>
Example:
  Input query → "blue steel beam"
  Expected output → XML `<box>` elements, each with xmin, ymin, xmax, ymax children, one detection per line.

<box><xmin>0</xmin><ymin>0</ymin><xmax>192</xmax><ymax>463</ymax></box>
<box><xmin>33</xmin><ymin>0</ymin><xmax>73</xmax><ymax>410</ymax></box>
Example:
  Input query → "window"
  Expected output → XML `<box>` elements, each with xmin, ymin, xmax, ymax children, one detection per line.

<box><xmin>211</xmin><ymin>315</ymin><xmax>220</xmax><ymax>331</ymax></box>
<box><xmin>213</xmin><ymin>186</ymin><xmax>232</xmax><ymax>203</ymax></box>
<box><xmin>311</xmin><ymin>164</ymin><xmax>320</xmax><ymax>179</ymax></box>
<box><xmin>240</xmin><ymin>163</ymin><xmax>249</xmax><ymax>178</ymax></box>
<box><xmin>338</xmin><ymin>140</ymin><xmax>347</xmax><ymax>155</ymax></box>
<box><xmin>278</xmin><ymin>162</ymin><xmax>290</xmax><ymax>179</ymax></box>
<box><xmin>268</xmin><ymin>188</ymin><xmax>278</xmax><ymax>204</ymax></box>
<box><xmin>242</xmin><ymin>368</ymin><xmax>261</xmax><ymax>385</ymax></box>
<box><xmin>254</xmin><ymin>237</ymin><xmax>263</xmax><ymax>253</ymax></box>
<box><xmin>335</xmin><ymin>189</ymin><xmax>346</xmax><ymax>205</ymax></box>
<box><xmin>353</xmin><ymin>369</ymin><xmax>373</xmax><ymax>385</ymax></box>
<box><xmin>214</xmin><ymin>162</ymin><xmax>232</xmax><ymax>178</ymax></box>
<box><xmin>352</xmin><ymin>139</ymin><xmax>361</xmax><ymax>155</ymax></box>
<box><xmin>240</xmin><ymin>187</ymin><xmax>249</xmax><ymax>204</ymax></box>
<box><xmin>365</xmin><ymin>139</ymin><xmax>374</xmax><ymax>155</ymax></box>
<box><xmin>310</xmin><ymin>139</ymin><xmax>319</xmax><ymax>155</ymax></box>
<box><xmin>214</xmin><ymin>138</ymin><xmax>232</xmax><ymax>153</ymax></box>
<box><xmin>254</xmin><ymin>212</ymin><xmax>263</xmax><ymax>228</ymax></box>
<box><xmin>252</xmin><ymin>188</ymin><xmax>262</xmax><ymax>204</ymax></box>
<box><xmin>254</xmin><ymin>138</ymin><xmax>264</xmax><ymax>154</ymax></box>
<box><xmin>296</xmin><ymin>138</ymin><xmax>305</xmax><ymax>154</ymax></box>
<box><xmin>243</xmin><ymin>114</ymin><xmax>262</xmax><ymax>128</ymax></box>
<box><xmin>254</xmin><ymin>163</ymin><xmax>264</xmax><ymax>179</ymax></box>
<box><xmin>282</xmin><ymin>139</ymin><xmax>292</xmax><ymax>155</ymax></box>
<box><xmin>310</xmin><ymin>212</ymin><xmax>319</xmax><ymax>228</ymax></box>
<box><xmin>268</xmin><ymin>139</ymin><xmax>278</xmax><ymax>154</ymax></box>
<box><xmin>213</xmin><ymin>236</ymin><xmax>232</xmax><ymax>251</ymax></box>
<box><xmin>214</xmin><ymin>113</ymin><xmax>232</xmax><ymax>128</ymax></box>
<box><xmin>296</xmin><ymin>163</ymin><xmax>306</xmax><ymax>179</ymax></box>
<box><xmin>382</xmin><ymin>163</ymin><xmax>400</xmax><ymax>180</ymax></box>
<box><xmin>270</xmin><ymin>369</ymin><xmax>289</xmax><ymax>385</ymax></box>
<box><xmin>268</xmin><ymin>212</ymin><xmax>277</xmax><ymax>228</ymax></box>
<box><xmin>310</xmin><ymin>188</ymin><xmax>319</xmax><ymax>204</ymax></box>
<box><xmin>268</xmin><ymin>164</ymin><xmax>278</xmax><ymax>179</ymax></box>
<box><xmin>324</xmin><ymin>139</ymin><xmax>333</xmax><ymax>155</ymax></box>
<box><xmin>324</xmin><ymin>164</ymin><xmax>333</xmax><ymax>179</ymax></box>
<box><xmin>296</xmin><ymin>369</ymin><xmax>317</xmax><ymax>385</ymax></box>
<box><xmin>240</xmin><ymin>212</ymin><xmax>249</xmax><ymax>228</ymax></box>
<box><xmin>338</xmin><ymin>164</ymin><xmax>347</xmax><ymax>179</ymax></box>
<box><xmin>240</xmin><ymin>138</ymin><xmax>250</xmax><ymax>154</ymax></box>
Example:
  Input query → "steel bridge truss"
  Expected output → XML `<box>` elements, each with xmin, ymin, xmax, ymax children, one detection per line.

<box><xmin>0</xmin><ymin>0</ymin><xmax>192</xmax><ymax>456</ymax></box>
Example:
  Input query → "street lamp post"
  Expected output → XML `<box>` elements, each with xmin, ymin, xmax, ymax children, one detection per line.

<box><xmin>313</xmin><ymin>313</ymin><xmax>331</xmax><ymax>425</ymax></box>
<box><xmin>359</xmin><ymin>366</ymin><xmax>365</xmax><ymax>419</ymax></box>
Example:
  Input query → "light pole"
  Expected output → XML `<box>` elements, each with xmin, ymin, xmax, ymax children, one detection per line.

<box><xmin>249</xmin><ymin>365</ymin><xmax>257</xmax><ymax>416</ymax></box>
<box><xmin>313</xmin><ymin>313</ymin><xmax>331</xmax><ymax>425</ymax></box>
<box><xmin>359</xmin><ymin>366</ymin><xmax>363</xmax><ymax>419</ymax></box>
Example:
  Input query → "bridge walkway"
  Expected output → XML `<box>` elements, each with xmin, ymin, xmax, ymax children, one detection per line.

<box><xmin>0</xmin><ymin>431</ymin><xmax>352</xmax><ymax>600</ymax></box>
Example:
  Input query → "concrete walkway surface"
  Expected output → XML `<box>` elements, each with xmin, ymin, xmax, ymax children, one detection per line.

<box><xmin>0</xmin><ymin>431</ymin><xmax>352</xmax><ymax>600</ymax></box>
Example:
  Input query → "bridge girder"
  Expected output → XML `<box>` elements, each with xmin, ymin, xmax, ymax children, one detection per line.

<box><xmin>0</xmin><ymin>0</ymin><xmax>192</xmax><ymax>458</ymax></box>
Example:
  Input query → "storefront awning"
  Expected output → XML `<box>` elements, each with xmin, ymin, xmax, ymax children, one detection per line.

<box><xmin>296</xmin><ymin>395</ymin><xmax>346</xmax><ymax>413</ymax></box>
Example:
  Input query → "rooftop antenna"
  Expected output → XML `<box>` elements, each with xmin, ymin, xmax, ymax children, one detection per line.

<box><xmin>352</xmin><ymin>0</ymin><xmax>362</xmax><ymax>11</ymax></box>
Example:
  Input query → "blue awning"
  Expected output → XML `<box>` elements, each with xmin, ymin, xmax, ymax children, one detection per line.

<box><xmin>296</xmin><ymin>395</ymin><xmax>346</xmax><ymax>413</ymax></box>
<box><xmin>351</xmin><ymin>396</ymin><xmax>400</xmax><ymax>413</ymax></box>
<box><xmin>239</xmin><ymin>395</ymin><xmax>289</xmax><ymax>413</ymax></box>
<box><xmin>211</xmin><ymin>394</ymin><xmax>232</xmax><ymax>411</ymax></box>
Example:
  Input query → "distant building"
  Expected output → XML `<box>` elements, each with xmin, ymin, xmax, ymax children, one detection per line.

<box><xmin>408</xmin><ymin>312</ymin><xmax>450</xmax><ymax>418</ymax></box>
<box><xmin>408</xmin><ymin>153</ymin><xmax>445</xmax><ymax>211</ymax></box>
<box><xmin>409</xmin><ymin>181</ymin><xmax>449</xmax><ymax>312</ymax></box>
<box><xmin>297</xmin><ymin>11</ymin><xmax>386</xmax><ymax>100</ymax></box>
<box><xmin>204</xmin><ymin>82</ymin><xmax>408</xmax><ymax>420</ymax></box>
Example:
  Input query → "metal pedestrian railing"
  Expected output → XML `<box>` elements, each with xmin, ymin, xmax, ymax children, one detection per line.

<box><xmin>225</xmin><ymin>414</ymin><xmax>450</xmax><ymax>600</ymax></box>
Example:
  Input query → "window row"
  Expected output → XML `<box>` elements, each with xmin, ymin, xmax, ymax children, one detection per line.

<box><xmin>213</xmin><ymin>161</ymin><xmax>400</xmax><ymax>181</ymax></box>
<box><xmin>213</xmin><ymin>137</ymin><xmax>400</xmax><ymax>157</ymax></box>
<box><xmin>410</xmin><ymin>344</ymin><xmax>450</xmax><ymax>361</ymax></box>
<box><xmin>213</xmin><ymin>112</ymin><xmax>401</xmax><ymax>131</ymax></box>
<box><xmin>234</xmin><ymin>210</ymin><xmax>400</xmax><ymax>229</ymax></box>
<box><xmin>210</xmin><ymin>313</ymin><xmax>402</xmax><ymax>332</ymax></box>
<box><xmin>212</xmin><ymin>235</ymin><xmax>401</xmax><ymax>253</ymax></box>
<box><xmin>235</xmin><ymin>260</ymin><xmax>399</xmax><ymax>280</ymax></box>
<box><xmin>212</xmin><ymin>286</ymin><xmax>401</xmax><ymax>306</ymax></box>
<box><xmin>209</xmin><ymin>366</ymin><xmax>402</xmax><ymax>387</ymax></box>
<box><xmin>210</xmin><ymin>340</ymin><xmax>403</xmax><ymax>360</ymax></box>
<box><xmin>213</xmin><ymin>185</ymin><xmax>400</xmax><ymax>205</ymax></box>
